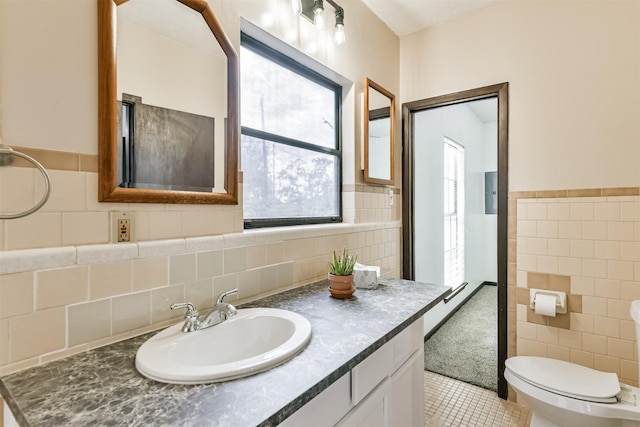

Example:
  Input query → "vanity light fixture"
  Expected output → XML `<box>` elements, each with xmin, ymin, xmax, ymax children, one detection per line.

<box><xmin>313</xmin><ymin>0</ymin><xmax>325</xmax><ymax>30</ymax></box>
<box><xmin>334</xmin><ymin>8</ymin><xmax>345</xmax><ymax>45</ymax></box>
<box><xmin>291</xmin><ymin>0</ymin><xmax>303</xmax><ymax>16</ymax></box>
<box><xmin>293</xmin><ymin>0</ymin><xmax>346</xmax><ymax>45</ymax></box>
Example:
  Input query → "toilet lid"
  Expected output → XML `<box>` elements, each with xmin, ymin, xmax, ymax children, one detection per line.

<box><xmin>506</xmin><ymin>356</ymin><xmax>620</xmax><ymax>403</ymax></box>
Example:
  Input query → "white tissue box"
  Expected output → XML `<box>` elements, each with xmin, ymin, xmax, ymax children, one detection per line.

<box><xmin>354</xmin><ymin>263</ymin><xmax>380</xmax><ymax>289</ymax></box>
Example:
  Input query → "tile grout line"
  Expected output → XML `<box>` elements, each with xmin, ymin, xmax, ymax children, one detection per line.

<box><xmin>424</xmin><ymin>371</ymin><xmax>532</xmax><ymax>426</ymax></box>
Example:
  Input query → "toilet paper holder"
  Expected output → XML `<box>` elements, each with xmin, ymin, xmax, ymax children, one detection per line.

<box><xmin>529</xmin><ymin>289</ymin><xmax>567</xmax><ymax>314</ymax></box>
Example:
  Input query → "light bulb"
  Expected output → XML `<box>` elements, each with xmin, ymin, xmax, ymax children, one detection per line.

<box><xmin>314</xmin><ymin>7</ymin><xmax>325</xmax><ymax>30</ymax></box>
<box><xmin>334</xmin><ymin>23</ymin><xmax>345</xmax><ymax>45</ymax></box>
<box><xmin>290</xmin><ymin>0</ymin><xmax>302</xmax><ymax>15</ymax></box>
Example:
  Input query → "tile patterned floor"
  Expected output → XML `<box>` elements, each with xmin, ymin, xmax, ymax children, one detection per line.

<box><xmin>424</xmin><ymin>371</ymin><xmax>532</xmax><ymax>427</ymax></box>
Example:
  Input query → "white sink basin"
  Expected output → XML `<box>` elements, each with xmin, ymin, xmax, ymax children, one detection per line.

<box><xmin>135</xmin><ymin>307</ymin><xmax>312</xmax><ymax>384</ymax></box>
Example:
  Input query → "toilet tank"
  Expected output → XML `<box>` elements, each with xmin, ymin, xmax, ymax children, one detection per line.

<box><xmin>630</xmin><ymin>301</ymin><xmax>640</xmax><ymax>383</ymax></box>
<box><xmin>630</xmin><ymin>300</ymin><xmax>640</xmax><ymax>326</ymax></box>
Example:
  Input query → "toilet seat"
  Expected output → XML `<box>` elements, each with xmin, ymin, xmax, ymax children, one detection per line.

<box><xmin>505</xmin><ymin>356</ymin><xmax>620</xmax><ymax>403</ymax></box>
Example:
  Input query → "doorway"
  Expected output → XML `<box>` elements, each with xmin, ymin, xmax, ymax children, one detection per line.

<box><xmin>402</xmin><ymin>83</ymin><xmax>509</xmax><ymax>398</ymax></box>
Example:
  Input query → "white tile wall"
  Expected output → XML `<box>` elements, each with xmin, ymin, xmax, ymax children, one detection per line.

<box><xmin>0</xmin><ymin>221</ymin><xmax>401</xmax><ymax>376</ymax></box>
<box><xmin>0</xmin><ymin>165</ymin><xmax>401</xmax><ymax>375</ymax></box>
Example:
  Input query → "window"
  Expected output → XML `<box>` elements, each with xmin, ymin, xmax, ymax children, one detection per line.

<box><xmin>443</xmin><ymin>137</ymin><xmax>465</xmax><ymax>289</ymax></box>
<box><xmin>240</xmin><ymin>34</ymin><xmax>342</xmax><ymax>228</ymax></box>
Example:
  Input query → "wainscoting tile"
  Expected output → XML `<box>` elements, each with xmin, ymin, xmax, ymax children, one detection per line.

<box><xmin>112</xmin><ymin>291</ymin><xmax>151</xmax><ymax>335</ymax></box>
<box><xmin>133</xmin><ymin>257</ymin><xmax>168</xmax><ymax>290</ymax></box>
<box><xmin>548</xmin><ymin>313</ymin><xmax>570</xmax><ymax>330</ymax></box>
<box><xmin>40</xmin><ymin>170</ymin><xmax>87</xmax><ymax>213</ymax></box>
<box><xmin>0</xmin><ymin>246</ymin><xmax>76</xmax><ymax>275</ymax></box>
<box><xmin>224</xmin><ymin>247</ymin><xmax>246</xmax><ymax>274</ymax></box>
<box><xmin>4</xmin><ymin>212</ymin><xmax>63</xmax><ymax>250</ymax></box>
<box><xmin>567</xmin><ymin>294</ymin><xmax>582</xmax><ymax>313</ymax></box>
<box><xmin>594</xmin><ymin>316</ymin><xmax>620</xmax><ymax>338</ymax></box>
<box><xmin>151</xmin><ymin>284</ymin><xmax>185</xmax><ymax>324</ymax></box>
<box><xmin>169</xmin><ymin>253</ymin><xmax>196</xmax><ymax>285</ymax></box>
<box><xmin>138</xmin><ymin>239</ymin><xmax>185</xmax><ymax>258</ymax></box>
<box><xmin>184</xmin><ymin>280</ymin><xmax>213</xmax><ymax>312</ymax></box>
<box><xmin>185</xmin><ymin>235</ymin><xmax>225</xmax><ymax>253</ymax></box>
<box><xmin>77</xmin><ymin>243</ymin><xmax>138</xmax><ymax>265</ymax></box>
<box><xmin>68</xmin><ymin>299</ymin><xmax>111</xmax><ymax>347</ymax></box>
<box><xmin>0</xmin><ymin>272</ymin><xmax>33</xmax><ymax>319</ymax></box>
<box><xmin>36</xmin><ymin>266</ymin><xmax>89</xmax><ymax>310</ymax></box>
<box><xmin>196</xmin><ymin>250</ymin><xmax>223</xmax><ymax>280</ymax></box>
<box><xmin>9</xmin><ymin>307</ymin><xmax>65</xmax><ymax>362</ymax></box>
<box><xmin>526</xmin><ymin>308</ymin><xmax>546</xmax><ymax>325</ymax></box>
<box><xmin>147</xmin><ymin>211</ymin><xmax>182</xmax><ymax>240</ymax></box>
<box><xmin>89</xmin><ymin>261</ymin><xmax>132</xmax><ymax>299</ymax></box>
<box><xmin>0</xmin><ymin>166</ymin><xmax>36</xmax><ymax>214</ymax></box>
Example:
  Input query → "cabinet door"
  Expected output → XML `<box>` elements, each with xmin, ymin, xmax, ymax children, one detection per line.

<box><xmin>389</xmin><ymin>350</ymin><xmax>424</xmax><ymax>427</ymax></box>
<box><xmin>392</xmin><ymin>317</ymin><xmax>423</xmax><ymax>372</ymax></box>
<box><xmin>351</xmin><ymin>340</ymin><xmax>393</xmax><ymax>405</ymax></box>
<box><xmin>336</xmin><ymin>378</ymin><xmax>389</xmax><ymax>427</ymax></box>
<box><xmin>3</xmin><ymin>400</ymin><xmax>20</xmax><ymax>427</ymax></box>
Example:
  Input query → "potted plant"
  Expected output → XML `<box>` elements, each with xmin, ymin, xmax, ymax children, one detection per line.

<box><xmin>327</xmin><ymin>247</ymin><xmax>358</xmax><ymax>299</ymax></box>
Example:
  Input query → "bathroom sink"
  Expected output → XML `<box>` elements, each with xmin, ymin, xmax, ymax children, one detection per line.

<box><xmin>135</xmin><ymin>307</ymin><xmax>312</xmax><ymax>384</ymax></box>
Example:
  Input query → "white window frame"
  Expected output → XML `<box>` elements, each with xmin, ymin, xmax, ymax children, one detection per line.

<box><xmin>444</xmin><ymin>137</ymin><xmax>465</xmax><ymax>289</ymax></box>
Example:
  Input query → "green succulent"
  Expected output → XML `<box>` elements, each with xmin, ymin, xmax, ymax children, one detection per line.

<box><xmin>328</xmin><ymin>247</ymin><xmax>358</xmax><ymax>276</ymax></box>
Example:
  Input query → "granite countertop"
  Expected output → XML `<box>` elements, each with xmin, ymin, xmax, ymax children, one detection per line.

<box><xmin>0</xmin><ymin>278</ymin><xmax>449</xmax><ymax>427</ymax></box>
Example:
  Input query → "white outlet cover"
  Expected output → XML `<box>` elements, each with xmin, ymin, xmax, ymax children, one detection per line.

<box><xmin>110</xmin><ymin>211</ymin><xmax>134</xmax><ymax>243</ymax></box>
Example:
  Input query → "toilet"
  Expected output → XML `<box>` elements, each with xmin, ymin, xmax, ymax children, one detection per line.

<box><xmin>505</xmin><ymin>300</ymin><xmax>640</xmax><ymax>427</ymax></box>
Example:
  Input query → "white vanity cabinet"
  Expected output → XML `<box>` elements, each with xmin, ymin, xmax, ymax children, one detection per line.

<box><xmin>281</xmin><ymin>317</ymin><xmax>424</xmax><ymax>427</ymax></box>
<box><xmin>3</xmin><ymin>399</ymin><xmax>19</xmax><ymax>427</ymax></box>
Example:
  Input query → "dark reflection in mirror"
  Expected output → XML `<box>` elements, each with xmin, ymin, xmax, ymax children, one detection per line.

<box><xmin>364</xmin><ymin>77</ymin><xmax>395</xmax><ymax>185</ymax></box>
<box><xmin>117</xmin><ymin>94</ymin><xmax>215</xmax><ymax>191</ymax></box>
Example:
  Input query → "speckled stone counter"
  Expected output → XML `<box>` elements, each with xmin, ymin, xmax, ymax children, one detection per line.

<box><xmin>0</xmin><ymin>278</ymin><xmax>448</xmax><ymax>427</ymax></box>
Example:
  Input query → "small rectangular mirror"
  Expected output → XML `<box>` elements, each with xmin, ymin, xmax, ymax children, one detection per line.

<box><xmin>364</xmin><ymin>77</ymin><xmax>395</xmax><ymax>185</ymax></box>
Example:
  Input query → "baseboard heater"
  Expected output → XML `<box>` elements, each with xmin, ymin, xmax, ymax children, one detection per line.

<box><xmin>444</xmin><ymin>282</ymin><xmax>468</xmax><ymax>303</ymax></box>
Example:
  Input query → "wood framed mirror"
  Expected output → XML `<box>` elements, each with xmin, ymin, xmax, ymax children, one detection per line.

<box><xmin>98</xmin><ymin>0</ymin><xmax>239</xmax><ymax>204</ymax></box>
<box><xmin>364</xmin><ymin>77</ymin><xmax>395</xmax><ymax>185</ymax></box>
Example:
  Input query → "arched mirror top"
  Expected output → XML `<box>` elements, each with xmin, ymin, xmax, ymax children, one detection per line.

<box><xmin>98</xmin><ymin>0</ymin><xmax>239</xmax><ymax>204</ymax></box>
<box><xmin>364</xmin><ymin>77</ymin><xmax>395</xmax><ymax>186</ymax></box>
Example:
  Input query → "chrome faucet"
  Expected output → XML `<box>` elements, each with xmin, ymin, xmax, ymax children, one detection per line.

<box><xmin>170</xmin><ymin>289</ymin><xmax>238</xmax><ymax>333</ymax></box>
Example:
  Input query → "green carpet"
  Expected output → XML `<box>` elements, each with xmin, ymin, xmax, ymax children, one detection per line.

<box><xmin>424</xmin><ymin>284</ymin><xmax>497</xmax><ymax>392</ymax></box>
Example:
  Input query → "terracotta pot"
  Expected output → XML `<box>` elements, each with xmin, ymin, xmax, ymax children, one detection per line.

<box><xmin>328</xmin><ymin>273</ymin><xmax>355</xmax><ymax>299</ymax></box>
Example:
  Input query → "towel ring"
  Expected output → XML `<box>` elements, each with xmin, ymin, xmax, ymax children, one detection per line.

<box><xmin>0</xmin><ymin>144</ymin><xmax>51</xmax><ymax>219</ymax></box>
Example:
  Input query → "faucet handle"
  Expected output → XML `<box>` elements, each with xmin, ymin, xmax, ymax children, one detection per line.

<box><xmin>170</xmin><ymin>302</ymin><xmax>199</xmax><ymax>319</ymax></box>
<box><xmin>216</xmin><ymin>289</ymin><xmax>238</xmax><ymax>304</ymax></box>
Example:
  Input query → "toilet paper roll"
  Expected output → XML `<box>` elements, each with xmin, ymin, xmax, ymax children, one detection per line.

<box><xmin>534</xmin><ymin>293</ymin><xmax>557</xmax><ymax>317</ymax></box>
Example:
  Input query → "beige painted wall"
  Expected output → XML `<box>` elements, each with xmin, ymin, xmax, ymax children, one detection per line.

<box><xmin>400</xmin><ymin>0</ymin><xmax>640</xmax><ymax>192</ymax></box>
<box><xmin>0</xmin><ymin>0</ymin><xmax>401</xmax><ymax>375</ymax></box>
<box><xmin>400</xmin><ymin>0</ymin><xmax>640</xmax><ymax>390</ymax></box>
<box><xmin>0</xmin><ymin>0</ymin><xmax>401</xmax><ymax>185</ymax></box>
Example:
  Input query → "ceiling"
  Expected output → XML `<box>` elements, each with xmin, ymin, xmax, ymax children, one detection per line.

<box><xmin>467</xmin><ymin>98</ymin><xmax>497</xmax><ymax>123</ymax></box>
<box><xmin>361</xmin><ymin>0</ymin><xmax>502</xmax><ymax>37</ymax></box>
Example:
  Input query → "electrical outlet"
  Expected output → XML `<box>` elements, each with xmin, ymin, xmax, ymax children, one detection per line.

<box><xmin>111</xmin><ymin>211</ymin><xmax>133</xmax><ymax>243</ymax></box>
<box><xmin>117</xmin><ymin>218</ymin><xmax>130</xmax><ymax>242</ymax></box>
<box><xmin>388</xmin><ymin>189</ymin><xmax>394</xmax><ymax>206</ymax></box>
